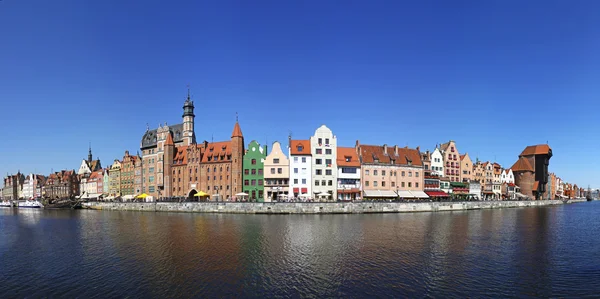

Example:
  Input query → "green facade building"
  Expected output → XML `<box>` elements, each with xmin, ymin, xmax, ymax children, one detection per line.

<box><xmin>243</xmin><ymin>140</ymin><xmax>267</xmax><ymax>201</ymax></box>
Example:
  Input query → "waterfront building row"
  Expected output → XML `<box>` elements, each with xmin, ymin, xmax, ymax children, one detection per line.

<box><xmin>0</xmin><ymin>90</ymin><xmax>588</xmax><ymax>201</ymax></box>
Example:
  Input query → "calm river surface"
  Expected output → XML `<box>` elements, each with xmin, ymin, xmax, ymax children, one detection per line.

<box><xmin>1</xmin><ymin>202</ymin><xmax>599</xmax><ymax>298</ymax></box>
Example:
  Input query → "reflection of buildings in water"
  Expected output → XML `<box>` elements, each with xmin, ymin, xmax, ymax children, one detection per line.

<box><xmin>17</xmin><ymin>209</ymin><xmax>42</xmax><ymax>227</ymax></box>
<box><xmin>513</xmin><ymin>207</ymin><xmax>551</xmax><ymax>293</ymax></box>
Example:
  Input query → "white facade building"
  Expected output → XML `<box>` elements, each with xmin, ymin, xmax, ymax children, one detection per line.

<box><xmin>22</xmin><ymin>173</ymin><xmax>44</xmax><ymax>199</ymax></box>
<box><xmin>431</xmin><ymin>148</ymin><xmax>444</xmax><ymax>177</ymax></box>
<box><xmin>501</xmin><ymin>169</ymin><xmax>515</xmax><ymax>184</ymax></box>
<box><xmin>336</xmin><ymin>147</ymin><xmax>361</xmax><ymax>201</ymax></box>
<box><xmin>469</xmin><ymin>180</ymin><xmax>481</xmax><ymax>200</ymax></box>
<box><xmin>310</xmin><ymin>125</ymin><xmax>338</xmax><ymax>201</ymax></box>
<box><xmin>289</xmin><ymin>138</ymin><xmax>312</xmax><ymax>200</ymax></box>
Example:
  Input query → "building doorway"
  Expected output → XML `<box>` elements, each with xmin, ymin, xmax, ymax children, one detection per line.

<box><xmin>188</xmin><ymin>189</ymin><xmax>198</xmax><ymax>200</ymax></box>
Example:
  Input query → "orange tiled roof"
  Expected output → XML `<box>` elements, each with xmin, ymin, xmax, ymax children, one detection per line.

<box><xmin>231</xmin><ymin>122</ymin><xmax>243</xmax><ymax>138</ymax></box>
<box><xmin>89</xmin><ymin>171</ymin><xmax>102</xmax><ymax>180</ymax></box>
<box><xmin>201</xmin><ymin>141</ymin><xmax>232</xmax><ymax>163</ymax></box>
<box><xmin>511</xmin><ymin>156</ymin><xmax>534</xmax><ymax>172</ymax></box>
<box><xmin>337</xmin><ymin>147</ymin><xmax>360</xmax><ymax>167</ymax></box>
<box><xmin>359</xmin><ymin>144</ymin><xmax>422</xmax><ymax>166</ymax></box>
<box><xmin>460</xmin><ymin>154</ymin><xmax>466</xmax><ymax>161</ymax></box>
<box><xmin>290</xmin><ymin>140</ymin><xmax>311</xmax><ymax>155</ymax></box>
<box><xmin>174</xmin><ymin>145</ymin><xmax>189</xmax><ymax>165</ymax></box>
<box><xmin>520</xmin><ymin>144</ymin><xmax>551</xmax><ymax>156</ymax></box>
<box><xmin>533</xmin><ymin>181</ymin><xmax>539</xmax><ymax>191</ymax></box>
<box><xmin>165</xmin><ymin>132</ymin><xmax>174</xmax><ymax>146</ymax></box>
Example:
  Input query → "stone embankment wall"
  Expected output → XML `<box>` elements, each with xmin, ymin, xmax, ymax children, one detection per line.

<box><xmin>82</xmin><ymin>200</ymin><xmax>568</xmax><ymax>214</ymax></box>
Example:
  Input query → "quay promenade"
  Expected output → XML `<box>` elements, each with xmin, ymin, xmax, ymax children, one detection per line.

<box><xmin>82</xmin><ymin>199</ymin><xmax>585</xmax><ymax>214</ymax></box>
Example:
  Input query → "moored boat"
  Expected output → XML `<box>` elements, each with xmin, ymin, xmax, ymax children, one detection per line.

<box><xmin>17</xmin><ymin>199</ymin><xmax>44</xmax><ymax>208</ymax></box>
<box><xmin>0</xmin><ymin>200</ymin><xmax>13</xmax><ymax>208</ymax></box>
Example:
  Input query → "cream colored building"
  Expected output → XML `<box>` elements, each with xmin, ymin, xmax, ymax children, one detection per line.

<box><xmin>263</xmin><ymin>141</ymin><xmax>289</xmax><ymax>202</ymax></box>
<box><xmin>460</xmin><ymin>153</ymin><xmax>473</xmax><ymax>183</ymax></box>
<box><xmin>109</xmin><ymin>160</ymin><xmax>122</xmax><ymax>197</ymax></box>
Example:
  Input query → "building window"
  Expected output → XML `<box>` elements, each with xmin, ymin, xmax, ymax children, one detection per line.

<box><xmin>302</xmin><ymin>157</ymin><xmax>306</xmax><ymax>163</ymax></box>
<box><xmin>326</xmin><ymin>169</ymin><xmax>332</xmax><ymax>175</ymax></box>
<box><xmin>294</xmin><ymin>157</ymin><xmax>298</xmax><ymax>162</ymax></box>
<box><xmin>416</xmin><ymin>172</ymin><xmax>419</xmax><ymax>177</ymax></box>
<box><xmin>382</xmin><ymin>170</ymin><xmax>386</xmax><ymax>176</ymax></box>
<box><xmin>391</xmin><ymin>182</ymin><xmax>395</xmax><ymax>187</ymax></box>
<box><xmin>244</xmin><ymin>180</ymin><xmax>249</xmax><ymax>186</ymax></box>
<box><xmin>316</xmin><ymin>159</ymin><xmax>322</xmax><ymax>165</ymax></box>
<box><xmin>316</xmin><ymin>169</ymin><xmax>322</xmax><ymax>175</ymax></box>
<box><xmin>315</xmin><ymin>180</ymin><xmax>320</xmax><ymax>186</ymax></box>
<box><xmin>328</xmin><ymin>180</ymin><xmax>332</xmax><ymax>186</ymax></box>
<box><xmin>273</xmin><ymin>158</ymin><xmax>280</xmax><ymax>164</ymax></box>
<box><xmin>258</xmin><ymin>180</ymin><xmax>263</xmax><ymax>186</ymax></box>
<box><xmin>297</xmin><ymin>145</ymin><xmax>303</xmax><ymax>152</ymax></box>
<box><xmin>318</xmin><ymin>138</ymin><xmax>322</xmax><ymax>144</ymax></box>
<box><xmin>325</xmin><ymin>159</ymin><xmax>332</xmax><ymax>166</ymax></box>
<box><xmin>325</xmin><ymin>138</ymin><xmax>329</xmax><ymax>145</ymax></box>
<box><xmin>401</xmin><ymin>182</ymin><xmax>405</xmax><ymax>187</ymax></box>
<box><xmin>416</xmin><ymin>183</ymin><xmax>419</xmax><ymax>188</ymax></box>
<box><xmin>244</xmin><ymin>169</ymin><xmax>250</xmax><ymax>175</ymax></box>
<box><xmin>408</xmin><ymin>182</ymin><xmax>412</xmax><ymax>187</ymax></box>
<box><xmin>409</xmin><ymin>172</ymin><xmax>412</xmax><ymax>177</ymax></box>
<box><xmin>342</xmin><ymin>168</ymin><xmax>357</xmax><ymax>174</ymax></box>
<box><xmin>251</xmin><ymin>169</ymin><xmax>256</xmax><ymax>175</ymax></box>
<box><xmin>373</xmin><ymin>181</ymin><xmax>378</xmax><ymax>187</ymax></box>
<box><xmin>365</xmin><ymin>181</ymin><xmax>369</xmax><ymax>187</ymax></box>
<box><xmin>326</xmin><ymin>149</ymin><xmax>332</xmax><ymax>155</ymax></box>
<box><xmin>374</xmin><ymin>170</ymin><xmax>378</xmax><ymax>176</ymax></box>
<box><xmin>271</xmin><ymin>168</ymin><xmax>275</xmax><ymax>174</ymax></box>
<box><xmin>252</xmin><ymin>159</ymin><xmax>257</xmax><ymax>165</ymax></box>
<box><xmin>294</xmin><ymin>168</ymin><xmax>298</xmax><ymax>174</ymax></box>
<box><xmin>251</xmin><ymin>180</ymin><xmax>256</xmax><ymax>186</ymax></box>
<box><xmin>301</xmin><ymin>179</ymin><xmax>306</xmax><ymax>184</ymax></box>
<box><xmin>294</xmin><ymin>179</ymin><xmax>298</xmax><ymax>184</ymax></box>
<box><xmin>316</xmin><ymin>149</ymin><xmax>322</xmax><ymax>154</ymax></box>
<box><xmin>278</xmin><ymin>168</ymin><xmax>282</xmax><ymax>174</ymax></box>
<box><xmin>382</xmin><ymin>181</ymin><xmax>386</xmax><ymax>187</ymax></box>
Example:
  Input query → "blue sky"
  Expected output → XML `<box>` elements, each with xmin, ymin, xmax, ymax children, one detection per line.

<box><xmin>1</xmin><ymin>0</ymin><xmax>599</xmax><ymax>186</ymax></box>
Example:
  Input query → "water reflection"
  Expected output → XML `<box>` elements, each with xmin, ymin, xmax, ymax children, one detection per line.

<box><xmin>1</xmin><ymin>203</ymin><xmax>600</xmax><ymax>298</ymax></box>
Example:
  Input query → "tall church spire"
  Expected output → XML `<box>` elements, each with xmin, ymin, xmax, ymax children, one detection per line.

<box><xmin>88</xmin><ymin>142</ymin><xmax>93</xmax><ymax>162</ymax></box>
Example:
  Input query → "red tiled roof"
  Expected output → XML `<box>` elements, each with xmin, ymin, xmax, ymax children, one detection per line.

<box><xmin>200</xmin><ymin>141</ymin><xmax>232</xmax><ymax>163</ymax></box>
<box><xmin>231</xmin><ymin>122</ymin><xmax>243</xmax><ymax>138</ymax></box>
<box><xmin>460</xmin><ymin>154</ymin><xmax>465</xmax><ymax>161</ymax></box>
<box><xmin>290</xmin><ymin>140</ymin><xmax>311</xmax><ymax>155</ymax></box>
<box><xmin>511</xmin><ymin>157</ymin><xmax>534</xmax><ymax>172</ymax></box>
<box><xmin>174</xmin><ymin>145</ymin><xmax>189</xmax><ymax>165</ymax></box>
<box><xmin>520</xmin><ymin>144</ymin><xmax>551</xmax><ymax>156</ymax></box>
<box><xmin>337</xmin><ymin>147</ymin><xmax>360</xmax><ymax>167</ymax></box>
<box><xmin>359</xmin><ymin>144</ymin><xmax>423</xmax><ymax>166</ymax></box>
<box><xmin>533</xmin><ymin>181</ymin><xmax>539</xmax><ymax>191</ymax></box>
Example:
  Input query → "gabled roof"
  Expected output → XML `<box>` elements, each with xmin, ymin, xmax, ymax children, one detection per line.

<box><xmin>337</xmin><ymin>147</ymin><xmax>360</xmax><ymax>167</ymax></box>
<box><xmin>520</xmin><ymin>144</ymin><xmax>551</xmax><ymax>156</ymax></box>
<box><xmin>359</xmin><ymin>144</ymin><xmax>422</xmax><ymax>166</ymax></box>
<box><xmin>173</xmin><ymin>145</ymin><xmax>188</xmax><ymax>165</ymax></box>
<box><xmin>88</xmin><ymin>160</ymin><xmax>101</xmax><ymax>171</ymax></box>
<box><xmin>141</xmin><ymin>123</ymin><xmax>184</xmax><ymax>149</ymax></box>
<box><xmin>200</xmin><ymin>141</ymin><xmax>232</xmax><ymax>163</ymax></box>
<box><xmin>460</xmin><ymin>154</ymin><xmax>466</xmax><ymax>161</ymax></box>
<box><xmin>290</xmin><ymin>140</ymin><xmax>311</xmax><ymax>156</ymax></box>
<box><xmin>511</xmin><ymin>156</ymin><xmax>534</xmax><ymax>172</ymax></box>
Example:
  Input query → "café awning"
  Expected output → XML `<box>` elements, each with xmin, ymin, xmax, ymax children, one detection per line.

<box><xmin>363</xmin><ymin>190</ymin><xmax>397</xmax><ymax>198</ymax></box>
<box><xmin>409</xmin><ymin>190</ymin><xmax>429</xmax><ymax>199</ymax></box>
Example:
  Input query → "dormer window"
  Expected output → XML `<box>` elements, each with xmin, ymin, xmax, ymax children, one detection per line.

<box><xmin>297</xmin><ymin>145</ymin><xmax>303</xmax><ymax>152</ymax></box>
<box><xmin>345</xmin><ymin>156</ymin><xmax>351</xmax><ymax>162</ymax></box>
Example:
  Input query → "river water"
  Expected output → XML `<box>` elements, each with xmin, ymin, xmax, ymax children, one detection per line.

<box><xmin>1</xmin><ymin>202</ymin><xmax>599</xmax><ymax>298</ymax></box>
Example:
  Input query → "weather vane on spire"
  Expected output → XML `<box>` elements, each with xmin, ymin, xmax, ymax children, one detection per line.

<box><xmin>236</xmin><ymin>112</ymin><xmax>238</xmax><ymax>122</ymax></box>
<box><xmin>186</xmin><ymin>83</ymin><xmax>191</xmax><ymax>100</ymax></box>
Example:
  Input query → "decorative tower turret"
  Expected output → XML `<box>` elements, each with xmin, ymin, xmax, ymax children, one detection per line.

<box><xmin>182</xmin><ymin>87</ymin><xmax>195</xmax><ymax>146</ymax></box>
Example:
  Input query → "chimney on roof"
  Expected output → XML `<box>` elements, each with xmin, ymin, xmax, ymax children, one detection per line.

<box><xmin>394</xmin><ymin>145</ymin><xmax>398</xmax><ymax>156</ymax></box>
<box><xmin>288</xmin><ymin>133</ymin><xmax>292</xmax><ymax>149</ymax></box>
<box><xmin>383</xmin><ymin>144</ymin><xmax>387</xmax><ymax>153</ymax></box>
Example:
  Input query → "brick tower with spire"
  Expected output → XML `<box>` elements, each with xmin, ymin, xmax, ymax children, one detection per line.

<box><xmin>230</xmin><ymin>113</ymin><xmax>245</xmax><ymax>197</ymax></box>
<box><xmin>163</xmin><ymin>131</ymin><xmax>175</xmax><ymax>198</ymax></box>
